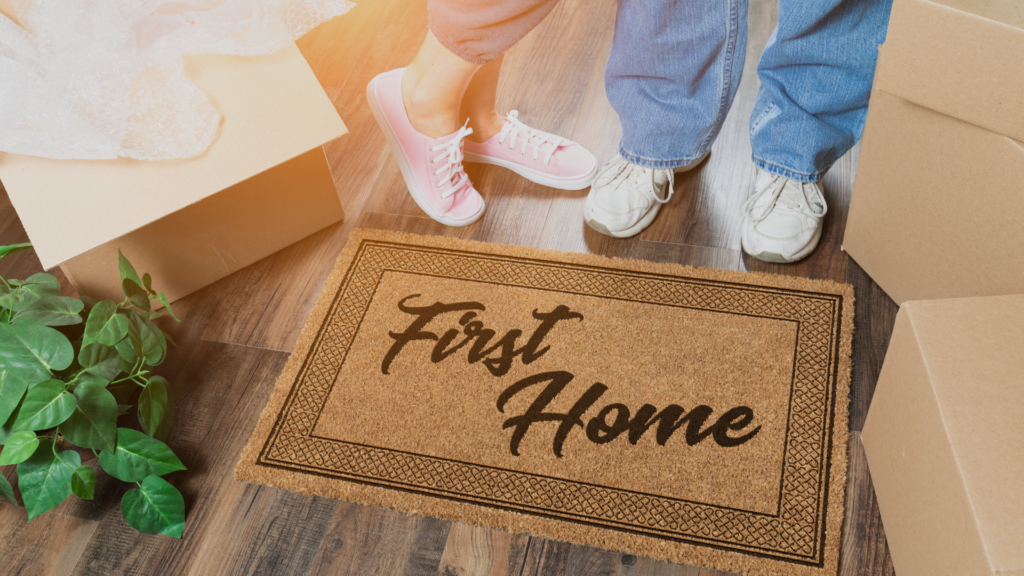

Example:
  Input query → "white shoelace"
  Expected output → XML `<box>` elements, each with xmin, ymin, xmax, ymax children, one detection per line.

<box><xmin>605</xmin><ymin>157</ymin><xmax>675</xmax><ymax>207</ymax></box>
<box><xmin>429</xmin><ymin>120</ymin><xmax>473</xmax><ymax>199</ymax></box>
<box><xmin>743</xmin><ymin>175</ymin><xmax>827</xmax><ymax>223</ymax></box>
<box><xmin>497</xmin><ymin>110</ymin><xmax>564</xmax><ymax>165</ymax></box>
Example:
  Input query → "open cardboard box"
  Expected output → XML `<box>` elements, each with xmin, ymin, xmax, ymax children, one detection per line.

<box><xmin>862</xmin><ymin>294</ymin><xmax>1024</xmax><ymax>576</ymax></box>
<box><xmin>843</xmin><ymin>0</ymin><xmax>1024</xmax><ymax>305</ymax></box>
<box><xmin>0</xmin><ymin>43</ymin><xmax>346</xmax><ymax>304</ymax></box>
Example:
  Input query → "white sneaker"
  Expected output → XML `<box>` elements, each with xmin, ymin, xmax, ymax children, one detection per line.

<box><xmin>584</xmin><ymin>152</ymin><xmax>708</xmax><ymax>238</ymax></box>
<box><xmin>741</xmin><ymin>171</ymin><xmax>828</xmax><ymax>263</ymax></box>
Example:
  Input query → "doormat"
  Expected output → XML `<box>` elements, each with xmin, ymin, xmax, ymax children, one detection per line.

<box><xmin>236</xmin><ymin>229</ymin><xmax>853</xmax><ymax>576</ymax></box>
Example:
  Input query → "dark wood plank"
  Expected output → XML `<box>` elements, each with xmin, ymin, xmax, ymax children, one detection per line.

<box><xmin>840</xmin><ymin>434</ymin><xmax>896</xmax><ymax>576</ymax></box>
<box><xmin>436</xmin><ymin>522</ymin><xmax>530</xmax><ymax>576</ymax></box>
<box><xmin>182</xmin><ymin>484</ymin><xmax>337</xmax><ymax>575</ymax></box>
<box><xmin>0</xmin><ymin>503</ymin><xmax>98</xmax><ymax>576</ymax></box>
<box><xmin>846</xmin><ymin>256</ymin><xmax>899</xmax><ymax>432</ymax></box>
<box><xmin>356</xmin><ymin>210</ymin><xmax>742</xmax><ymax>273</ymax></box>
<box><xmin>563</xmin><ymin>545</ymin><xmax>703</xmax><ymax>576</ymax></box>
<box><xmin>308</xmin><ymin>501</ymin><xmax>450</xmax><ymax>576</ymax></box>
<box><xmin>520</xmin><ymin>538</ymin><xmax>572</xmax><ymax>576</ymax></box>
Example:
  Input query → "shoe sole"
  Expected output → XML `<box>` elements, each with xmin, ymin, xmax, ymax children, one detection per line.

<box><xmin>464</xmin><ymin>152</ymin><xmax>597</xmax><ymax>190</ymax></box>
<box><xmin>585</xmin><ymin>203</ymin><xmax>661</xmax><ymax>239</ymax></box>
<box><xmin>366</xmin><ymin>75</ymin><xmax>485</xmax><ymax>227</ymax></box>
<box><xmin>741</xmin><ymin>223</ymin><xmax>824</xmax><ymax>264</ymax></box>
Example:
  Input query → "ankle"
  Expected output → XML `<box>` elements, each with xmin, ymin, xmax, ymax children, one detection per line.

<box><xmin>401</xmin><ymin>69</ymin><xmax>462</xmax><ymax>139</ymax></box>
<box><xmin>466</xmin><ymin>110</ymin><xmax>506</xmax><ymax>143</ymax></box>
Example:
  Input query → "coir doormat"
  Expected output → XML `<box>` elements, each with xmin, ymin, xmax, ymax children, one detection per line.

<box><xmin>236</xmin><ymin>229</ymin><xmax>854</xmax><ymax>576</ymax></box>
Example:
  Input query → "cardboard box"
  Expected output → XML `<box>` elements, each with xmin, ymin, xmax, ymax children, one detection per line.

<box><xmin>0</xmin><ymin>43</ymin><xmax>346</xmax><ymax>303</ymax></box>
<box><xmin>862</xmin><ymin>295</ymin><xmax>1024</xmax><ymax>576</ymax></box>
<box><xmin>843</xmin><ymin>0</ymin><xmax>1024</xmax><ymax>305</ymax></box>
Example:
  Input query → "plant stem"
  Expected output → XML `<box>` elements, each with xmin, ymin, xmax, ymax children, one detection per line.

<box><xmin>50</xmin><ymin>438</ymin><xmax>77</xmax><ymax>472</ymax></box>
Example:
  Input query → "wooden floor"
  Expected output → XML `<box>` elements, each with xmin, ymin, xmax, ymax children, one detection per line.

<box><xmin>0</xmin><ymin>1</ymin><xmax>900</xmax><ymax>574</ymax></box>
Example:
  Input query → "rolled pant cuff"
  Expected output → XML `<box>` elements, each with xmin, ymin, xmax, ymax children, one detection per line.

<box><xmin>752</xmin><ymin>156</ymin><xmax>824</xmax><ymax>183</ymax></box>
<box><xmin>427</xmin><ymin>21</ymin><xmax>491</xmax><ymax>65</ymax></box>
<box><xmin>619</xmin><ymin>145</ymin><xmax>706</xmax><ymax>170</ymax></box>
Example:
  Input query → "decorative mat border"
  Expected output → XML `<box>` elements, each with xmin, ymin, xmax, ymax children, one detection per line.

<box><xmin>237</xmin><ymin>229</ymin><xmax>854</xmax><ymax>576</ymax></box>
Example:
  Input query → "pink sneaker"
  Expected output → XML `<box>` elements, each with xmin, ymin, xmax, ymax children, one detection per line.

<box><xmin>366</xmin><ymin>68</ymin><xmax>485</xmax><ymax>226</ymax></box>
<box><xmin>463</xmin><ymin>111</ymin><xmax>598</xmax><ymax>190</ymax></box>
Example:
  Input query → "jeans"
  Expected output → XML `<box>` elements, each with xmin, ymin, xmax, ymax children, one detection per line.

<box><xmin>605</xmin><ymin>0</ymin><xmax>893</xmax><ymax>182</ymax></box>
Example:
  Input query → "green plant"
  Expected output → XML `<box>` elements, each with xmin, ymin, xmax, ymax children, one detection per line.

<box><xmin>0</xmin><ymin>243</ymin><xmax>186</xmax><ymax>537</ymax></box>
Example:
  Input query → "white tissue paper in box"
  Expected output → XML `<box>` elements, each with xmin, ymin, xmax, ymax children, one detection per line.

<box><xmin>0</xmin><ymin>0</ymin><xmax>352</xmax><ymax>161</ymax></box>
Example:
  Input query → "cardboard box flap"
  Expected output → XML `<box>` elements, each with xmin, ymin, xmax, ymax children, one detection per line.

<box><xmin>0</xmin><ymin>43</ymin><xmax>346</xmax><ymax>270</ymax></box>
<box><xmin>876</xmin><ymin>0</ymin><xmax>1024</xmax><ymax>143</ymax></box>
<box><xmin>905</xmin><ymin>295</ymin><xmax>1024</xmax><ymax>571</ymax></box>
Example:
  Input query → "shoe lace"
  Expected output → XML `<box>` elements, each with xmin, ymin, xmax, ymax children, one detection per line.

<box><xmin>429</xmin><ymin>120</ymin><xmax>473</xmax><ymax>199</ymax></box>
<box><xmin>743</xmin><ymin>175</ymin><xmax>827</xmax><ymax>223</ymax></box>
<box><xmin>497</xmin><ymin>110</ymin><xmax>564</xmax><ymax>166</ymax></box>
<box><xmin>612</xmin><ymin>159</ymin><xmax>674</xmax><ymax>207</ymax></box>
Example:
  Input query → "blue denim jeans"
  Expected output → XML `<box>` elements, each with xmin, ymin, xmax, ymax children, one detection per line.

<box><xmin>605</xmin><ymin>0</ymin><xmax>893</xmax><ymax>182</ymax></box>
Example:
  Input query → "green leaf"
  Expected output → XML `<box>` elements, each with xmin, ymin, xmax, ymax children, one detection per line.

<box><xmin>71</xmin><ymin>466</ymin><xmax>96</xmax><ymax>500</ymax></box>
<box><xmin>0</xmin><ymin>290</ymin><xmax>25</xmax><ymax>311</ymax></box>
<box><xmin>0</xmin><ymin>243</ymin><xmax>33</xmax><ymax>258</ymax></box>
<box><xmin>162</xmin><ymin>330</ymin><xmax>177</xmax><ymax>348</ymax></box>
<box><xmin>59</xmin><ymin>383</ymin><xmax>116</xmax><ymax>452</ymax></box>
<box><xmin>76</xmin><ymin>372</ymin><xmax>111</xmax><ymax>387</ymax></box>
<box><xmin>114</xmin><ymin>337</ymin><xmax>139</xmax><ymax>366</ymax></box>
<box><xmin>20</xmin><ymin>273</ymin><xmax>61</xmax><ymax>297</ymax></box>
<box><xmin>0</xmin><ymin>323</ymin><xmax>74</xmax><ymax>384</ymax></box>
<box><xmin>122</xmin><ymin>279</ymin><xmax>150</xmax><ymax>312</ymax></box>
<box><xmin>0</xmin><ymin>430</ymin><xmax>39</xmax><ymax>465</ymax></box>
<box><xmin>13</xmin><ymin>380</ymin><xmax>76</xmax><ymax>432</ymax></box>
<box><xmin>142</xmin><ymin>273</ymin><xmax>154</xmax><ymax>295</ymax></box>
<box><xmin>0</xmin><ymin>368</ymin><xmax>29</xmax><ymax>425</ymax></box>
<box><xmin>97</xmin><ymin>428</ymin><xmax>185</xmax><ymax>482</ymax></box>
<box><xmin>118</xmin><ymin>250</ymin><xmax>143</xmax><ymax>289</ymax></box>
<box><xmin>157</xmin><ymin>293</ymin><xmax>180</xmax><ymax>322</ymax></box>
<box><xmin>116</xmin><ymin>404</ymin><xmax>132</xmax><ymax>415</ymax></box>
<box><xmin>83</xmin><ymin>301</ymin><xmax>129</xmax><ymax>348</ymax></box>
<box><xmin>126</xmin><ymin>313</ymin><xmax>163</xmax><ymax>366</ymax></box>
<box><xmin>17</xmin><ymin>439</ymin><xmax>80</xmax><ymax>521</ymax></box>
<box><xmin>121</xmin><ymin>475</ymin><xmax>184</xmax><ymax>537</ymax></box>
<box><xmin>139</xmin><ymin>377</ymin><xmax>174</xmax><ymax>441</ymax></box>
<box><xmin>0</xmin><ymin>472</ymin><xmax>15</xmax><ymax>505</ymax></box>
<box><xmin>78</xmin><ymin>344</ymin><xmax>121</xmax><ymax>383</ymax></box>
<box><xmin>11</xmin><ymin>296</ymin><xmax>84</xmax><ymax>327</ymax></box>
<box><xmin>0</xmin><ymin>407</ymin><xmax>17</xmax><ymax>444</ymax></box>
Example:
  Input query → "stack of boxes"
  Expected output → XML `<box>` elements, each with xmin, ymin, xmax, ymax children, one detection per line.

<box><xmin>843</xmin><ymin>1</ymin><xmax>1024</xmax><ymax>574</ymax></box>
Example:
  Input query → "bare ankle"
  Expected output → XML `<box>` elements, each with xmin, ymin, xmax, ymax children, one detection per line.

<box><xmin>466</xmin><ymin>111</ymin><xmax>505</xmax><ymax>143</ymax></box>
